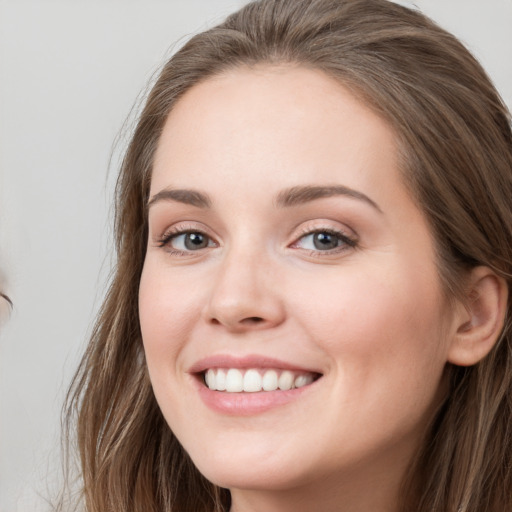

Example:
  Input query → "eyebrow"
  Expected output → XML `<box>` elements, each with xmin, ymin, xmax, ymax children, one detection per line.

<box><xmin>147</xmin><ymin>184</ymin><xmax>381</xmax><ymax>213</ymax></box>
<box><xmin>275</xmin><ymin>185</ymin><xmax>382</xmax><ymax>212</ymax></box>
<box><xmin>147</xmin><ymin>188</ymin><xmax>212</xmax><ymax>209</ymax></box>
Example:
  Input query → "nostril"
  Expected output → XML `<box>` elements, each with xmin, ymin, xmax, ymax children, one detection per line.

<box><xmin>242</xmin><ymin>316</ymin><xmax>264</xmax><ymax>325</ymax></box>
<box><xmin>209</xmin><ymin>316</ymin><xmax>264</xmax><ymax>326</ymax></box>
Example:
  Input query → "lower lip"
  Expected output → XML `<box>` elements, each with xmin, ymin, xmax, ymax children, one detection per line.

<box><xmin>194</xmin><ymin>377</ymin><xmax>318</xmax><ymax>416</ymax></box>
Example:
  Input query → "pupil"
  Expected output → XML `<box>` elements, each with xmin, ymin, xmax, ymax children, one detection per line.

<box><xmin>313</xmin><ymin>232</ymin><xmax>338</xmax><ymax>250</ymax></box>
<box><xmin>185</xmin><ymin>233</ymin><xmax>207</xmax><ymax>250</ymax></box>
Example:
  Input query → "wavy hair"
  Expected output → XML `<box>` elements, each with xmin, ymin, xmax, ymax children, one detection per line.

<box><xmin>62</xmin><ymin>1</ymin><xmax>512</xmax><ymax>511</ymax></box>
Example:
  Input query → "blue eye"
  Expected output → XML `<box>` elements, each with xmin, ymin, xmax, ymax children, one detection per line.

<box><xmin>295</xmin><ymin>230</ymin><xmax>356</xmax><ymax>252</ymax></box>
<box><xmin>161</xmin><ymin>231</ymin><xmax>215</xmax><ymax>252</ymax></box>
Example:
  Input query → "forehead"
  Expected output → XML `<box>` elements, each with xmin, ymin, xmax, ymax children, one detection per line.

<box><xmin>151</xmin><ymin>65</ymin><xmax>400</xmax><ymax>203</ymax></box>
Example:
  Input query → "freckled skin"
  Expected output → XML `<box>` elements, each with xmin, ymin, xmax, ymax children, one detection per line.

<box><xmin>139</xmin><ymin>66</ymin><xmax>459</xmax><ymax>512</ymax></box>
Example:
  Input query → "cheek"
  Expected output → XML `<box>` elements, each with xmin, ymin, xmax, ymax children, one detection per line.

<box><xmin>292</xmin><ymin>260</ymin><xmax>449</xmax><ymax>385</ymax></box>
<box><xmin>138</xmin><ymin>261</ymin><xmax>200</xmax><ymax>370</ymax></box>
<box><xmin>138</xmin><ymin>261</ymin><xmax>208</xmax><ymax>430</ymax></box>
<box><xmin>290</xmin><ymin>263</ymin><xmax>450</xmax><ymax>456</ymax></box>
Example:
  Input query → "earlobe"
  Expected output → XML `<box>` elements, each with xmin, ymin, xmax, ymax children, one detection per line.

<box><xmin>447</xmin><ymin>266</ymin><xmax>508</xmax><ymax>367</ymax></box>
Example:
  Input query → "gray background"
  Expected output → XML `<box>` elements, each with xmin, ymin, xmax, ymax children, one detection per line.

<box><xmin>0</xmin><ymin>1</ymin><xmax>510</xmax><ymax>510</ymax></box>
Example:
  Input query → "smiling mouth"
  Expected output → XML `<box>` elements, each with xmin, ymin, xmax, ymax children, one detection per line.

<box><xmin>203</xmin><ymin>368</ymin><xmax>321</xmax><ymax>393</ymax></box>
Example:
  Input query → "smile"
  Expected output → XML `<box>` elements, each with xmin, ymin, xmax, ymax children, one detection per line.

<box><xmin>190</xmin><ymin>355</ymin><xmax>323</xmax><ymax>414</ymax></box>
<box><xmin>204</xmin><ymin>368</ymin><xmax>318</xmax><ymax>393</ymax></box>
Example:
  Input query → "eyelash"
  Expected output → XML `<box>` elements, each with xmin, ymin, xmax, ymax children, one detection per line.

<box><xmin>292</xmin><ymin>227</ymin><xmax>358</xmax><ymax>256</ymax></box>
<box><xmin>156</xmin><ymin>224</ymin><xmax>215</xmax><ymax>257</ymax></box>
<box><xmin>156</xmin><ymin>225</ymin><xmax>358</xmax><ymax>257</ymax></box>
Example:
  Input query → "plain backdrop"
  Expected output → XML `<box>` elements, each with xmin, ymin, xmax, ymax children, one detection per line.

<box><xmin>0</xmin><ymin>1</ymin><xmax>510</xmax><ymax>510</ymax></box>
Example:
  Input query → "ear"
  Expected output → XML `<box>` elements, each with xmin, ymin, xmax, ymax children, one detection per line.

<box><xmin>448</xmin><ymin>266</ymin><xmax>508</xmax><ymax>367</ymax></box>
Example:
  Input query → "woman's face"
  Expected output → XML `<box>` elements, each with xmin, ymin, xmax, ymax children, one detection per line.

<box><xmin>139</xmin><ymin>66</ymin><xmax>458</xmax><ymax>495</ymax></box>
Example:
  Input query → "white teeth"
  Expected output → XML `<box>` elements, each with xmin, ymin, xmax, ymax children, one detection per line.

<box><xmin>204</xmin><ymin>368</ymin><xmax>317</xmax><ymax>393</ymax></box>
<box><xmin>216</xmin><ymin>369</ymin><xmax>226</xmax><ymax>391</ymax></box>
<box><xmin>225</xmin><ymin>369</ymin><xmax>244</xmax><ymax>392</ymax></box>
<box><xmin>262</xmin><ymin>369</ymin><xmax>278</xmax><ymax>391</ymax></box>
<box><xmin>205</xmin><ymin>369</ymin><xmax>215</xmax><ymax>389</ymax></box>
<box><xmin>243</xmin><ymin>369</ymin><xmax>262</xmax><ymax>392</ymax></box>
<box><xmin>278</xmin><ymin>371</ymin><xmax>294</xmax><ymax>391</ymax></box>
<box><xmin>294</xmin><ymin>374</ymin><xmax>314</xmax><ymax>388</ymax></box>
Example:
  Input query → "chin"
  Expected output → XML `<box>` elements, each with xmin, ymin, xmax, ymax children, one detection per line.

<box><xmin>196</xmin><ymin>457</ymin><xmax>312</xmax><ymax>492</ymax></box>
<box><xmin>179</xmin><ymin>431</ymin><xmax>325</xmax><ymax>492</ymax></box>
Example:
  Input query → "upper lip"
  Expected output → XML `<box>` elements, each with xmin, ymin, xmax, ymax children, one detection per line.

<box><xmin>189</xmin><ymin>354</ymin><xmax>322</xmax><ymax>375</ymax></box>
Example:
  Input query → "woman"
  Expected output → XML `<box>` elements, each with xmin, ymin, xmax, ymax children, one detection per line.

<box><xmin>63</xmin><ymin>0</ymin><xmax>512</xmax><ymax>511</ymax></box>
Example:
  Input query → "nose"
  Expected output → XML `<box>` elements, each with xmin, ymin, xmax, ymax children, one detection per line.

<box><xmin>205</xmin><ymin>249</ymin><xmax>286</xmax><ymax>333</ymax></box>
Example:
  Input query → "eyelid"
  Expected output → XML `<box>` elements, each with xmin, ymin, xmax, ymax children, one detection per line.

<box><xmin>289</xmin><ymin>220</ymin><xmax>359</xmax><ymax>255</ymax></box>
<box><xmin>291</xmin><ymin>219</ymin><xmax>357</xmax><ymax>240</ymax></box>
<box><xmin>154</xmin><ymin>221</ymin><xmax>218</xmax><ymax>250</ymax></box>
<box><xmin>152</xmin><ymin>219</ymin><xmax>358</xmax><ymax>258</ymax></box>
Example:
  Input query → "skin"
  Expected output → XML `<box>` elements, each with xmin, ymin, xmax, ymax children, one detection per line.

<box><xmin>139</xmin><ymin>66</ymin><xmax>467</xmax><ymax>512</ymax></box>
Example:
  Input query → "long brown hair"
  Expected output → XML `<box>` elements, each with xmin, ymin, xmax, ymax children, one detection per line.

<box><xmin>62</xmin><ymin>1</ymin><xmax>512</xmax><ymax>510</ymax></box>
